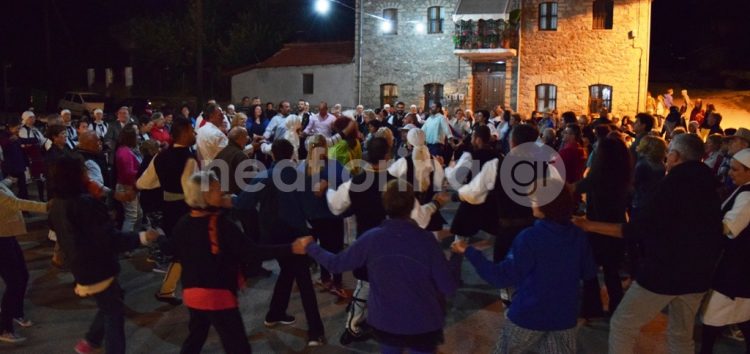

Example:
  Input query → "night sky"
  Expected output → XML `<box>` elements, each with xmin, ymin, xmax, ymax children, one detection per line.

<box><xmin>1</xmin><ymin>0</ymin><xmax>748</xmax><ymax>104</ymax></box>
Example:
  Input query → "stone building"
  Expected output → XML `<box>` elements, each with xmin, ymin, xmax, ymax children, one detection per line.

<box><xmin>355</xmin><ymin>0</ymin><xmax>652</xmax><ymax>117</ymax></box>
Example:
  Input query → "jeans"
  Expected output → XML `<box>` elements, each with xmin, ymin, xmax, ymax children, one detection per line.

<box><xmin>0</xmin><ymin>237</ymin><xmax>29</xmax><ymax>333</ymax></box>
<box><xmin>310</xmin><ymin>218</ymin><xmax>344</xmax><ymax>285</ymax></box>
<box><xmin>267</xmin><ymin>255</ymin><xmax>324</xmax><ymax>337</ymax></box>
<box><xmin>180</xmin><ymin>308</ymin><xmax>252</xmax><ymax>354</ymax></box>
<box><xmin>117</xmin><ymin>185</ymin><xmax>141</xmax><ymax>233</ymax></box>
<box><xmin>609</xmin><ymin>281</ymin><xmax>705</xmax><ymax>354</ymax></box>
<box><xmin>85</xmin><ymin>281</ymin><xmax>126</xmax><ymax>354</ymax></box>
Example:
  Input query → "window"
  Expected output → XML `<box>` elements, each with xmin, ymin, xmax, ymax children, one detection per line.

<box><xmin>589</xmin><ymin>84</ymin><xmax>613</xmax><ymax>113</ymax></box>
<box><xmin>427</xmin><ymin>6</ymin><xmax>444</xmax><ymax>33</ymax></box>
<box><xmin>424</xmin><ymin>83</ymin><xmax>444</xmax><ymax>111</ymax></box>
<box><xmin>383</xmin><ymin>8</ymin><xmax>398</xmax><ymax>35</ymax></box>
<box><xmin>535</xmin><ymin>84</ymin><xmax>557</xmax><ymax>112</ymax></box>
<box><xmin>380</xmin><ymin>84</ymin><xmax>399</xmax><ymax>107</ymax></box>
<box><xmin>539</xmin><ymin>2</ymin><xmax>558</xmax><ymax>31</ymax></box>
<box><xmin>303</xmin><ymin>74</ymin><xmax>314</xmax><ymax>94</ymax></box>
<box><xmin>593</xmin><ymin>0</ymin><xmax>614</xmax><ymax>29</ymax></box>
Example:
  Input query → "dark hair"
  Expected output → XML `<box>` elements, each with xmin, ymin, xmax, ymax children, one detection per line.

<box><xmin>434</xmin><ymin>102</ymin><xmax>443</xmax><ymax>110</ymax></box>
<box><xmin>75</xmin><ymin>119</ymin><xmax>89</xmax><ymax>129</ymax></box>
<box><xmin>367</xmin><ymin>119</ymin><xmax>382</xmax><ymax>129</ymax></box>
<box><xmin>242</xmin><ymin>96</ymin><xmax>250</xmax><ymax>100</ymax></box>
<box><xmin>510</xmin><ymin>124</ymin><xmax>539</xmax><ymax>146</ymax></box>
<box><xmin>250</xmin><ymin>104</ymin><xmax>265</xmax><ymax>119</ymax></box>
<box><xmin>396</xmin><ymin>101</ymin><xmax>405</xmax><ymax>107</ymax></box>
<box><xmin>589</xmin><ymin>137</ymin><xmax>633</xmax><ymax>194</ymax></box>
<box><xmin>725</xmin><ymin>127</ymin><xmax>737</xmax><ymax>136</ymax></box>
<box><xmin>48</xmin><ymin>154</ymin><xmax>87</xmax><ymax>198</ymax></box>
<box><xmin>333</xmin><ymin>116</ymin><xmax>353</xmax><ymax>134</ymax></box>
<box><xmin>171</xmin><ymin>117</ymin><xmax>192</xmax><ymax>141</ymax></box>
<box><xmin>565</xmin><ymin>124</ymin><xmax>583</xmax><ymax>142</ymax></box>
<box><xmin>366</xmin><ymin>137</ymin><xmax>389</xmax><ymax>164</ymax></box>
<box><xmin>204</xmin><ymin>103</ymin><xmax>220</xmax><ymax>118</ymax></box>
<box><xmin>271</xmin><ymin>139</ymin><xmax>294</xmax><ymax>160</ymax></box>
<box><xmin>561</xmin><ymin>111</ymin><xmax>577</xmax><ymax>125</ymax></box>
<box><xmin>473</xmin><ymin>125</ymin><xmax>491</xmax><ymax>143</ymax></box>
<box><xmin>118</xmin><ymin>123</ymin><xmax>138</xmax><ymax>148</ymax></box>
<box><xmin>138</xmin><ymin>115</ymin><xmax>152</xmax><ymax>127</ymax></box>
<box><xmin>537</xmin><ymin>182</ymin><xmax>575</xmax><ymax>224</ymax></box>
<box><xmin>46</xmin><ymin>124</ymin><xmax>67</xmax><ymax>140</ymax></box>
<box><xmin>5</xmin><ymin>116</ymin><xmax>21</xmax><ymax>128</ymax></box>
<box><xmin>382</xmin><ymin>179</ymin><xmax>415</xmax><ymax>218</ymax></box>
<box><xmin>635</xmin><ymin>113</ymin><xmax>655</xmax><ymax>132</ymax></box>
<box><xmin>594</xmin><ymin>124</ymin><xmax>612</xmax><ymax>141</ymax></box>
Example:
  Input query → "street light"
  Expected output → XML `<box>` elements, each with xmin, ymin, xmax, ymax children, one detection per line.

<box><xmin>415</xmin><ymin>22</ymin><xmax>426</xmax><ymax>34</ymax></box>
<box><xmin>380</xmin><ymin>21</ymin><xmax>393</xmax><ymax>33</ymax></box>
<box><xmin>314</xmin><ymin>0</ymin><xmax>330</xmax><ymax>15</ymax></box>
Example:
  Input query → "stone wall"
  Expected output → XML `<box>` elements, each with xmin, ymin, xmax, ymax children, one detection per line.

<box><xmin>356</xmin><ymin>0</ymin><xmax>472</xmax><ymax>111</ymax></box>
<box><xmin>517</xmin><ymin>0</ymin><xmax>652</xmax><ymax>117</ymax></box>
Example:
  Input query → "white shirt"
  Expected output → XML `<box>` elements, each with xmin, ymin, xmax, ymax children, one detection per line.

<box><xmin>303</xmin><ymin>113</ymin><xmax>336</xmax><ymax>137</ymax></box>
<box><xmin>723</xmin><ymin>183</ymin><xmax>750</xmax><ymax>239</ymax></box>
<box><xmin>89</xmin><ymin>120</ymin><xmax>108</xmax><ymax>140</ymax></box>
<box><xmin>196</xmin><ymin>122</ymin><xmax>228</xmax><ymax>166</ymax></box>
<box><xmin>451</xmin><ymin>155</ymin><xmax>500</xmax><ymax>205</ymax></box>
<box><xmin>387</xmin><ymin>156</ymin><xmax>445</xmax><ymax>193</ymax></box>
<box><xmin>264</xmin><ymin>114</ymin><xmax>296</xmax><ymax>141</ymax></box>
<box><xmin>136</xmin><ymin>144</ymin><xmax>199</xmax><ymax>193</ymax></box>
<box><xmin>19</xmin><ymin>125</ymin><xmax>47</xmax><ymax>146</ymax></box>
<box><xmin>325</xmin><ymin>179</ymin><xmax>438</xmax><ymax>229</ymax></box>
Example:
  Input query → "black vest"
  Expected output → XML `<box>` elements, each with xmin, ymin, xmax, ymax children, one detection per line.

<box><xmin>349</xmin><ymin>169</ymin><xmax>393</xmax><ymax>236</ymax></box>
<box><xmin>713</xmin><ymin>184</ymin><xmax>750</xmax><ymax>298</ymax></box>
<box><xmin>494</xmin><ymin>154</ymin><xmax>534</xmax><ymax>222</ymax></box>
<box><xmin>154</xmin><ymin>147</ymin><xmax>195</xmax><ymax>194</ymax></box>
<box><xmin>405</xmin><ymin>155</ymin><xmax>445</xmax><ymax>231</ymax></box>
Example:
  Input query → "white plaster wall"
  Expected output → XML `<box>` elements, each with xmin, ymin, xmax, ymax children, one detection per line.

<box><xmin>231</xmin><ymin>63</ymin><xmax>357</xmax><ymax>108</ymax></box>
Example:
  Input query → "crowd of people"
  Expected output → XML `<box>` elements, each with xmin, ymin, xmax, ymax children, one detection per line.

<box><xmin>0</xmin><ymin>90</ymin><xmax>748</xmax><ymax>354</ymax></box>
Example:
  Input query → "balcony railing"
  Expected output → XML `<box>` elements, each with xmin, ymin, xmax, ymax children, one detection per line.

<box><xmin>453</xmin><ymin>19</ymin><xmax>518</xmax><ymax>50</ymax></box>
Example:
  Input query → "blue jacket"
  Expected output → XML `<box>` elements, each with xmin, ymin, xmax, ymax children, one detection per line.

<box><xmin>296</xmin><ymin>159</ymin><xmax>347</xmax><ymax>220</ymax></box>
<box><xmin>465</xmin><ymin>219</ymin><xmax>596</xmax><ymax>331</ymax></box>
<box><xmin>232</xmin><ymin>162</ymin><xmax>309</xmax><ymax>243</ymax></box>
<box><xmin>307</xmin><ymin>218</ymin><xmax>461</xmax><ymax>335</ymax></box>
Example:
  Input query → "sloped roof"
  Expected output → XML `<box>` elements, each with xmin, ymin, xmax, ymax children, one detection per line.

<box><xmin>454</xmin><ymin>0</ymin><xmax>512</xmax><ymax>21</ymax></box>
<box><xmin>228</xmin><ymin>41</ymin><xmax>354</xmax><ymax>76</ymax></box>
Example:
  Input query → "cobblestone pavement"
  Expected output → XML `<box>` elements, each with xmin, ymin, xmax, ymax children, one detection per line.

<box><xmin>0</xmin><ymin>204</ymin><xmax>745</xmax><ymax>354</ymax></box>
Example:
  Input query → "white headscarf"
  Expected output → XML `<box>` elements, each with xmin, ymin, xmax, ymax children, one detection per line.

<box><xmin>407</xmin><ymin>128</ymin><xmax>433</xmax><ymax>192</ymax></box>
<box><xmin>284</xmin><ymin>115</ymin><xmax>302</xmax><ymax>161</ymax></box>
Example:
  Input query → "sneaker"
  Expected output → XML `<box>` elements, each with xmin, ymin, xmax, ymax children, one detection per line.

<box><xmin>307</xmin><ymin>335</ymin><xmax>326</xmax><ymax>347</ymax></box>
<box><xmin>0</xmin><ymin>331</ymin><xmax>27</xmax><ymax>343</ymax></box>
<box><xmin>339</xmin><ymin>329</ymin><xmax>370</xmax><ymax>345</ymax></box>
<box><xmin>264</xmin><ymin>314</ymin><xmax>296</xmax><ymax>327</ymax></box>
<box><xmin>74</xmin><ymin>339</ymin><xmax>97</xmax><ymax>354</ymax></box>
<box><xmin>13</xmin><ymin>317</ymin><xmax>33</xmax><ymax>328</ymax></box>
<box><xmin>154</xmin><ymin>293</ymin><xmax>182</xmax><ymax>306</ymax></box>
<box><xmin>152</xmin><ymin>262</ymin><xmax>169</xmax><ymax>274</ymax></box>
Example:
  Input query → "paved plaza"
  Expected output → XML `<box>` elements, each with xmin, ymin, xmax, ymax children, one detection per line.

<box><xmin>0</xmin><ymin>204</ymin><xmax>746</xmax><ymax>354</ymax></box>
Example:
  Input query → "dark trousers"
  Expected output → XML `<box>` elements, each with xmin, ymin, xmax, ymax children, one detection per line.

<box><xmin>493</xmin><ymin>225</ymin><xmax>527</xmax><ymax>263</ymax></box>
<box><xmin>85</xmin><ymin>281</ymin><xmax>126</xmax><ymax>354</ymax></box>
<box><xmin>267</xmin><ymin>255</ymin><xmax>324</xmax><ymax>337</ymax></box>
<box><xmin>310</xmin><ymin>218</ymin><xmax>344</xmax><ymax>285</ymax></box>
<box><xmin>581</xmin><ymin>233</ymin><xmax>625</xmax><ymax>316</ymax></box>
<box><xmin>0</xmin><ymin>237</ymin><xmax>29</xmax><ymax>332</ymax></box>
<box><xmin>700</xmin><ymin>320</ymin><xmax>750</xmax><ymax>354</ymax></box>
<box><xmin>180</xmin><ymin>308</ymin><xmax>252</xmax><ymax>354</ymax></box>
<box><xmin>8</xmin><ymin>172</ymin><xmax>28</xmax><ymax>200</ymax></box>
<box><xmin>160</xmin><ymin>200</ymin><xmax>189</xmax><ymax>256</ymax></box>
<box><xmin>234</xmin><ymin>209</ymin><xmax>264</xmax><ymax>273</ymax></box>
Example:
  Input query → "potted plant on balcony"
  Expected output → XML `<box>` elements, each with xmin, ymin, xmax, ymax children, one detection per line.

<box><xmin>501</xmin><ymin>9</ymin><xmax>521</xmax><ymax>48</ymax></box>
